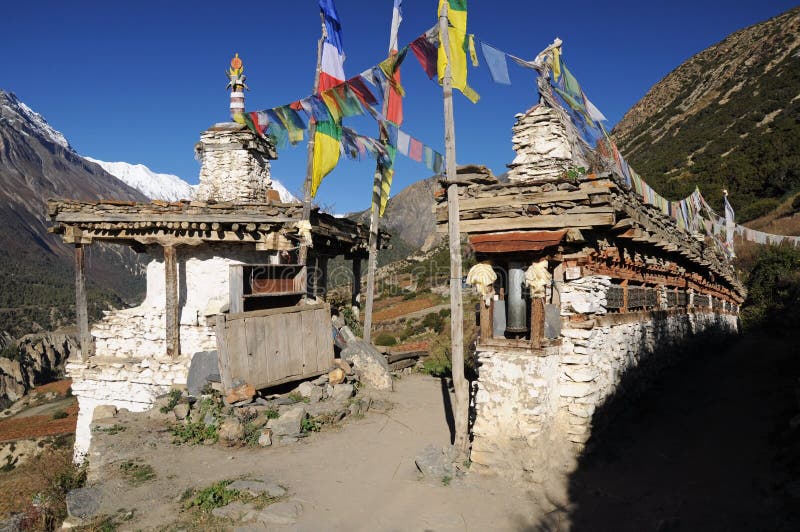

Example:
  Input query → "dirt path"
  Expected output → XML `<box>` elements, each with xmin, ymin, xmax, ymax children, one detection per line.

<box><xmin>90</xmin><ymin>374</ymin><xmax>544</xmax><ymax>531</ymax></box>
<box><xmin>558</xmin><ymin>332</ymin><xmax>800</xmax><ymax>531</ymax></box>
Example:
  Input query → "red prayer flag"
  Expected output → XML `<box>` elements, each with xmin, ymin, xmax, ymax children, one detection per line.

<box><xmin>409</xmin><ymin>138</ymin><xmax>423</xmax><ymax>162</ymax></box>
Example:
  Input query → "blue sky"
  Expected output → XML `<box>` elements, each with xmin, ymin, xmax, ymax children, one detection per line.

<box><xmin>1</xmin><ymin>1</ymin><xmax>796</xmax><ymax>213</ymax></box>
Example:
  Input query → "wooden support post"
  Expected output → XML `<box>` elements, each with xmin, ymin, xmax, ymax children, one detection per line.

<box><xmin>164</xmin><ymin>245</ymin><xmax>180</xmax><ymax>358</ymax></box>
<box><xmin>440</xmin><ymin>2</ymin><xmax>469</xmax><ymax>459</ymax></box>
<box><xmin>479</xmin><ymin>299</ymin><xmax>493</xmax><ymax>345</ymax></box>
<box><xmin>351</xmin><ymin>257</ymin><xmax>362</xmax><ymax>311</ymax></box>
<box><xmin>530</xmin><ymin>298</ymin><xmax>545</xmax><ymax>349</ymax></box>
<box><xmin>299</xmin><ymin>13</ymin><xmax>326</xmax><ymax>267</ymax></box>
<box><xmin>74</xmin><ymin>244</ymin><xmax>93</xmax><ymax>361</ymax></box>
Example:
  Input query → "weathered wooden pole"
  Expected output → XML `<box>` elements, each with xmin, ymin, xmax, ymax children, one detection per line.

<box><xmin>363</xmin><ymin>20</ymin><xmax>400</xmax><ymax>343</ymax></box>
<box><xmin>299</xmin><ymin>14</ymin><xmax>326</xmax><ymax>267</ymax></box>
<box><xmin>439</xmin><ymin>2</ymin><xmax>469</xmax><ymax>458</ymax></box>
<box><xmin>163</xmin><ymin>245</ymin><xmax>180</xmax><ymax>358</ymax></box>
<box><xmin>74</xmin><ymin>243</ymin><xmax>93</xmax><ymax>361</ymax></box>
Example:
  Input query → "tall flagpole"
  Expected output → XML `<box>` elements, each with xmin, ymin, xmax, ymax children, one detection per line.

<box><xmin>363</xmin><ymin>6</ymin><xmax>399</xmax><ymax>343</ymax></box>
<box><xmin>439</xmin><ymin>1</ymin><xmax>469</xmax><ymax>458</ymax></box>
<box><xmin>299</xmin><ymin>13</ymin><xmax>327</xmax><ymax>267</ymax></box>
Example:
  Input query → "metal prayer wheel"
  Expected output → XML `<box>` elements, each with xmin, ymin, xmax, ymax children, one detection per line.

<box><xmin>505</xmin><ymin>261</ymin><xmax>528</xmax><ymax>334</ymax></box>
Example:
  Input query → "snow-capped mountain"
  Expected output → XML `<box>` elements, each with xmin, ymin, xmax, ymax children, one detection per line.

<box><xmin>1</xmin><ymin>92</ymin><xmax>72</xmax><ymax>151</ymax></box>
<box><xmin>84</xmin><ymin>157</ymin><xmax>194</xmax><ymax>202</ymax></box>
<box><xmin>270</xmin><ymin>179</ymin><xmax>299</xmax><ymax>203</ymax></box>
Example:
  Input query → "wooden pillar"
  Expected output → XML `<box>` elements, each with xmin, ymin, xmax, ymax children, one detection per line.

<box><xmin>351</xmin><ymin>257</ymin><xmax>362</xmax><ymax>311</ymax></box>
<box><xmin>74</xmin><ymin>244</ymin><xmax>93</xmax><ymax>361</ymax></box>
<box><xmin>164</xmin><ymin>245</ymin><xmax>180</xmax><ymax>358</ymax></box>
<box><xmin>530</xmin><ymin>298</ymin><xmax>544</xmax><ymax>349</ymax></box>
<box><xmin>439</xmin><ymin>2</ymin><xmax>469</xmax><ymax>459</ymax></box>
<box><xmin>479</xmin><ymin>299</ymin><xmax>493</xmax><ymax>345</ymax></box>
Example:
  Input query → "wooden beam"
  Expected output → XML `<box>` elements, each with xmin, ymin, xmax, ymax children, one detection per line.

<box><xmin>438</xmin><ymin>212</ymin><xmax>615</xmax><ymax>233</ymax></box>
<box><xmin>74</xmin><ymin>244</ymin><xmax>93</xmax><ymax>361</ymax></box>
<box><xmin>164</xmin><ymin>245</ymin><xmax>180</xmax><ymax>358</ymax></box>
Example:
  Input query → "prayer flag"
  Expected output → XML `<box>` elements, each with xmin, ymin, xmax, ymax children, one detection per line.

<box><xmin>319</xmin><ymin>0</ymin><xmax>346</xmax><ymax>92</ymax></box>
<box><xmin>396</xmin><ymin>130</ymin><xmax>411</xmax><ymax>155</ymax></box>
<box><xmin>409</xmin><ymin>138</ymin><xmax>423</xmax><ymax>161</ymax></box>
<box><xmin>481</xmin><ymin>42</ymin><xmax>511</xmax><ymax>85</ymax></box>
<box><xmin>437</xmin><ymin>0</ymin><xmax>479</xmax><ymax>103</ymax></box>
<box><xmin>410</xmin><ymin>33</ymin><xmax>438</xmax><ymax>79</ymax></box>
<box><xmin>311</xmin><ymin>120</ymin><xmax>342</xmax><ymax>197</ymax></box>
<box><xmin>385</xmin><ymin>0</ymin><xmax>404</xmax><ymax>122</ymax></box>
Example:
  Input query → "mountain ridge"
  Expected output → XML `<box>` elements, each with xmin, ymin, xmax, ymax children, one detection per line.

<box><xmin>612</xmin><ymin>6</ymin><xmax>800</xmax><ymax>220</ymax></box>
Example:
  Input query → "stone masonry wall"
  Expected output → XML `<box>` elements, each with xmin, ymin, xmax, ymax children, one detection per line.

<box><xmin>194</xmin><ymin>125</ymin><xmax>273</xmax><ymax>203</ymax></box>
<box><xmin>470</xmin><ymin>274</ymin><xmax>739</xmax><ymax>481</ymax></box>
<box><xmin>68</xmin><ymin>243</ymin><xmax>269</xmax><ymax>459</ymax></box>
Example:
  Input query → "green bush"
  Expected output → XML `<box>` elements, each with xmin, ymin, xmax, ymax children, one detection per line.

<box><xmin>741</xmin><ymin>245</ymin><xmax>800</xmax><ymax>331</ymax></box>
<box><xmin>374</xmin><ymin>333</ymin><xmax>397</xmax><ymax>346</ymax></box>
<box><xmin>52</xmin><ymin>410</ymin><xmax>68</xmax><ymax>420</ymax></box>
<box><xmin>738</xmin><ymin>198</ymin><xmax>781</xmax><ymax>222</ymax></box>
<box><xmin>159</xmin><ymin>389</ymin><xmax>183</xmax><ymax>414</ymax></box>
<box><xmin>185</xmin><ymin>480</ymin><xmax>239</xmax><ymax>512</ymax></box>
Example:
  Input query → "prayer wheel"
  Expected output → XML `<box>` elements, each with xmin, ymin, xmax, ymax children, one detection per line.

<box><xmin>506</xmin><ymin>262</ymin><xmax>528</xmax><ymax>334</ymax></box>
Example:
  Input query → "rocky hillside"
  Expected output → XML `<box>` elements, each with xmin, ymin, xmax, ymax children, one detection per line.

<box><xmin>0</xmin><ymin>90</ymin><xmax>147</xmax><ymax>337</ymax></box>
<box><xmin>613</xmin><ymin>6</ymin><xmax>800</xmax><ymax>220</ymax></box>
<box><xmin>352</xmin><ymin>176</ymin><xmax>441</xmax><ymax>253</ymax></box>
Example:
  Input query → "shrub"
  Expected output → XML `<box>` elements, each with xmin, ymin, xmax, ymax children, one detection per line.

<box><xmin>52</xmin><ymin>409</ymin><xmax>68</xmax><ymax>420</ymax></box>
<box><xmin>741</xmin><ymin>245</ymin><xmax>800</xmax><ymax>331</ymax></box>
<box><xmin>300</xmin><ymin>415</ymin><xmax>321</xmax><ymax>433</ymax></box>
<box><xmin>170</xmin><ymin>419</ymin><xmax>218</xmax><ymax>445</ymax></box>
<box><xmin>374</xmin><ymin>333</ymin><xmax>397</xmax><ymax>346</ymax></box>
<box><xmin>159</xmin><ymin>389</ymin><xmax>183</xmax><ymax>413</ymax></box>
<box><xmin>185</xmin><ymin>480</ymin><xmax>239</xmax><ymax>512</ymax></box>
<box><xmin>422</xmin><ymin>357</ymin><xmax>452</xmax><ymax>378</ymax></box>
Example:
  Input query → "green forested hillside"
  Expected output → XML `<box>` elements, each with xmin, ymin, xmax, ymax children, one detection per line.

<box><xmin>613</xmin><ymin>7</ymin><xmax>800</xmax><ymax>220</ymax></box>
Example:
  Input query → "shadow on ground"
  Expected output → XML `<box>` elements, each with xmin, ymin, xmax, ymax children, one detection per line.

<box><xmin>538</xmin><ymin>329</ymin><xmax>800</xmax><ymax>531</ymax></box>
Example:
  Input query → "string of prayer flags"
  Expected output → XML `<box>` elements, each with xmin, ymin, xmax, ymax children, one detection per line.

<box><xmin>437</xmin><ymin>0</ymin><xmax>479</xmax><ymax>103</ymax></box>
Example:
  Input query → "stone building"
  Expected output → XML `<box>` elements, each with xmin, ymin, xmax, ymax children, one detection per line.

<box><xmin>49</xmin><ymin>120</ymin><xmax>372</xmax><ymax>459</ymax></box>
<box><xmin>435</xmin><ymin>105</ymin><xmax>745</xmax><ymax>480</ymax></box>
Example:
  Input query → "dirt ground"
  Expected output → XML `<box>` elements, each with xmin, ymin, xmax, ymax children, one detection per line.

<box><xmin>87</xmin><ymin>374</ymin><xmax>546</xmax><ymax>531</ymax></box>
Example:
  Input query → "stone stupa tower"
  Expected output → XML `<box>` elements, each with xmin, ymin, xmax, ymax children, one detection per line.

<box><xmin>194</xmin><ymin>53</ymin><xmax>277</xmax><ymax>203</ymax></box>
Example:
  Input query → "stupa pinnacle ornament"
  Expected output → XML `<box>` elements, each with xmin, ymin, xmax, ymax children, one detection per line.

<box><xmin>226</xmin><ymin>53</ymin><xmax>248</xmax><ymax>121</ymax></box>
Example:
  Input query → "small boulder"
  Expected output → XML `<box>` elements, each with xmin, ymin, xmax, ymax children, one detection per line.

<box><xmin>328</xmin><ymin>368</ymin><xmax>345</xmax><ymax>385</ymax></box>
<box><xmin>312</xmin><ymin>374</ymin><xmax>329</xmax><ymax>386</ymax></box>
<box><xmin>228</xmin><ymin>478</ymin><xmax>286</xmax><ymax>498</ymax></box>
<box><xmin>253</xmin><ymin>501</ymin><xmax>303</xmax><ymax>526</ymax></box>
<box><xmin>308</xmin><ymin>386</ymin><xmax>323</xmax><ymax>404</ymax></box>
<box><xmin>414</xmin><ymin>445</ymin><xmax>457</xmax><ymax>480</ymax></box>
<box><xmin>333</xmin><ymin>358</ymin><xmax>353</xmax><ymax>376</ymax></box>
<box><xmin>331</xmin><ymin>383</ymin><xmax>354</xmax><ymax>402</ymax></box>
<box><xmin>66</xmin><ymin>487</ymin><xmax>102</xmax><ymax>519</ymax></box>
<box><xmin>341</xmin><ymin>340</ymin><xmax>393</xmax><ymax>391</ymax></box>
<box><xmin>225</xmin><ymin>383</ymin><xmax>256</xmax><ymax>405</ymax></box>
<box><xmin>92</xmin><ymin>405</ymin><xmax>117</xmax><ymax>421</ymax></box>
<box><xmin>211</xmin><ymin>501</ymin><xmax>255</xmax><ymax>521</ymax></box>
<box><xmin>295</xmin><ymin>381</ymin><xmax>316</xmax><ymax>399</ymax></box>
<box><xmin>173</xmin><ymin>403</ymin><xmax>190</xmax><ymax>421</ymax></box>
<box><xmin>218</xmin><ymin>418</ymin><xmax>245</xmax><ymax>443</ymax></box>
<box><xmin>257</xmin><ymin>429</ymin><xmax>273</xmax><ymax>447</ymax></box>
<box><xmin>267</xmin><ymin>404</ymin><xmax>307</xmax><ymax>436</ymax></box>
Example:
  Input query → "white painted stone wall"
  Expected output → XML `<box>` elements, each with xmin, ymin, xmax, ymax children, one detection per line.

<box><xmin>194</xmin><ymin>125</ymin><xmax>273</xmax><ymax>203</ymax></box>
<box><xmin>68</xmin><ymin>243</ymin><xmax>270</xmax><ymax>460</ymax></box>
<box><xmin>470</xmin><ymin>274</ymin><xmax>739</xmax><ymax>480</ymax></box>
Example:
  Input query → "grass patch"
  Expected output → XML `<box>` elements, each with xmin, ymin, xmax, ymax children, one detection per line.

<box><xmin>170</xmin><ymin>419</ymin><xmax>218</xmax><ymax>445</ymax></box>
<box><xmin>441</xmin><ymin>475</ymin><xmax>452</xmax><ymax>486</ymax></box>
<box><xmin>159</xmin><ymin>389</ymin><xmax>183</xmax><ymax>414</ymax></box>
<box><xmin>94</xmin><ymin>424</ymin><xmax>127</xmax><ymax>435</ymax></box>
<box><xmin>119</xmin><ymin>461</ymin><xmax>156</xmax><ymax>485</ymax></box>
<box><xmin>184</xmin><ymin>480</ymin><xmax>240</xmax><ymax>512</ymax></box>
<box><xmin>264</xmin><ymin>408</ymin><xmax>280</xmax><ymax>420</ymax></box>
<box><xmin>286</xmin><ymin>391</ymin><xmax>308</xmax><ymax>404</ymax></box>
